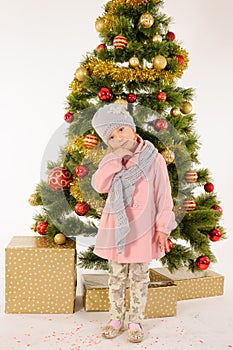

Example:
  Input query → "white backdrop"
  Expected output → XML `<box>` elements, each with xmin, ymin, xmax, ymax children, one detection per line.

<box><xmin>0</xmin><ymin>0</ymin><xmax>232</xmax><ymax>291</ymax></box>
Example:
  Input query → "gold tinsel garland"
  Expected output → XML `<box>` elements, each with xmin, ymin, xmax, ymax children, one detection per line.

<box><xmin>70</xmin><ymin>175</ymin><xmax>105</xmax><ymax>211</ymax></box>
<box><xmin>70</xmin><ymin>177</ymin><xmax>105</xmax><ymax>211</ymax></box>
<box><xmin>65</xmin><ymin>136</ymin><xmax>89</xmax><ymax>155</ymax></box>
<box><xmin>69</xmin><ymin>81</ymin><xmax>83</xmax><ymax>94</ymax></box>
<box><xmin>66</xmin><ymin>137</ymin><xmax>107</xmax><ymax>211</ymax></box>
<box><xmin>85</xmin><ymin>147</ymin><xmax>107</xmax><ymax>165</ymax></box>
<box><xmin>70</xmin><ymin>51</ymin><xmax>188</xmax><ymax>93</ymax></box>
<box><xmin>110</xmin><ymin>0</ymin><xmax>152</xmax><ymax>8</ymax></box>
<box><xmin>70</xmin><ymin>178</ymin><xmax>85</xmax><ymax>202</ymax></box>
<box><xmin>98</xmin><ymin>0</ymin><xmax>160</xmax><ymax>32</ymax></box>
<box><xmin>69</xmin><ymin>163</ymin><xmax>106</xmax><ymax>210</ymax></box>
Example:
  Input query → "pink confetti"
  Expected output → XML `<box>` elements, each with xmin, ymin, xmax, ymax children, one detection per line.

<box><xmin>199</xmin><ymin>340</ymin><xmax>204</xmax><ymax>343</ymax></box>
<box><xmin>228</xmin><ymin>346</ymin><xmax>232</xmax><ymax>348</ymax></box>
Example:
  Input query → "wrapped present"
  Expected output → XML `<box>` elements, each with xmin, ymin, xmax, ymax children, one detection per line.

<box><xmin>83</xmin><ymin>274</ymin><xmax>109</xmax><ymax>312</ymax></box>
<box><xmin>82</xmin><ymin>268</ymin><xmax>177</xmax><ymax>318</ymax></box>
<box><xmin>5</xmin><ymin>236</ymin><xmax>76</xmax><ymax>313</ymax></box>
<box><xmin>152</xmin><ymin>267</ymin><xmax>224</xmax><ymax>301</ymax></box>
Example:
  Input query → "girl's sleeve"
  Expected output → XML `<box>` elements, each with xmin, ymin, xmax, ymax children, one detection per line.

<box><xmin>154</xmin><ymin>153</ymin><xmax>177</xmax><ymax>235</ymax></box>
<box><xmin>91</xmin><ymin>152</ymin><xmax>123</xmax><ymax>193</ymax></box>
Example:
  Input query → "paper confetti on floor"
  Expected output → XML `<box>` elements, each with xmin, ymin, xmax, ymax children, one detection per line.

<box><xmin>0</xmin><ymin>282</ymin><xmax>233</xmax><ymax>349</ymax></box>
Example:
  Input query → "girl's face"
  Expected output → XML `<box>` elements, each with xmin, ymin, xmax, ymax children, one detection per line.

<box><xmin>108</xmin><ymin>125</ymin><xmax>136</xmax><ymax>142</ymax></box>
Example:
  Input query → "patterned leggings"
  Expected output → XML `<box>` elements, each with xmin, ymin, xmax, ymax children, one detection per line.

<box><xmin>108</xmin><ymin>260</ymin><xmax>150</xmax><ymax>323</ymax></box>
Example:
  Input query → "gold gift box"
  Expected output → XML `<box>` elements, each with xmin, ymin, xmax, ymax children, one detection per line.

<box><xmin>5</xmin><ymin>236</ymin><xmax>76</xmax><ymax>314</ymax></box>
<box><xmin>83</xmin><ymin>268</ymin><xmax>177</xmax><ymax>318</ymax></box>
<box><xmin>152</xmin><ymin>267</ymin><xmax>224</xmax><ymax>301</ymax></box>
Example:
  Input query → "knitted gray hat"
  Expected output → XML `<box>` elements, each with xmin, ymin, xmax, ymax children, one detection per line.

<box><xmin>92</xmin><ymin>103</ymin><xmax>136</xmax><ymax>144</ymax></box>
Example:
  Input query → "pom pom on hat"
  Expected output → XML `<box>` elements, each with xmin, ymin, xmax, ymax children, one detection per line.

<box><xmin>92</xmin><ymin>103</ymin><xmax>136</xmax><ymax>144</ymax></box>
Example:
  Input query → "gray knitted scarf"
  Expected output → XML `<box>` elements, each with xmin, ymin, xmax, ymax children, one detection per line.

<box><xmin>109</xmin><ymin>140</ymin><xmax>158</xmax><ymax>254</ymax></box>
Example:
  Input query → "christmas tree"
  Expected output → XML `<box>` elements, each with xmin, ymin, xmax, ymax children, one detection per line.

<box><xmin>29</xmin><ymin>0</ymin><xmax>226</xmax><ymax>272</ymax></box>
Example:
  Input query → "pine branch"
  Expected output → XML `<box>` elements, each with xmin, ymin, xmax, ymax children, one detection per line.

<box><xmin>77</xmin><ymin>246</ymin><xmax>108</xmax><ymax>270</ymax></box>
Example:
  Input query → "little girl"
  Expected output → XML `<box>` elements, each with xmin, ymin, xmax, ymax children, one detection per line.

<box><xmin>91</xmin><ymin>103</ymin><xmax>177</xmax><ymax>343</ymax></box>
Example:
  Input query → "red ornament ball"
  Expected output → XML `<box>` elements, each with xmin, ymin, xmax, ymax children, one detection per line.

<box><xmin>64</xmin><ymin>112</ymin><xmax>74</xmax><ymax>123</ymax></box>
<box><xmin>83</xmin><ymin>134</ymin><xmax>99</xmax><ymax>149</ymax></box>
<box><xmin>176</xmin><ymin>54</ymin><xmax>184</xmax><ymax>65</ymax></box>
<box><xmin>113</xmin><ymin>34</ymin><xmax>128</xmax><ymax>49</ymax></box>
<box><xmin>165</xmin><ymin>239</ymin><xmax>173</xmax><ymax>253</ymax></box>
<box><xmin>154</xmin><ymin>118</ymin><xmax>168</xmax><ymax>131</ymax></box>
<box><xmin>185</xmin><ymin>170</ymin><xmax>198</xmax><ymax>183</ymax></box>
<box><xmin>204</xmin><ymin>182</ymin><xmax>214</xmax><ymax>193</ymax></box>
<box><xmin>97</xmin><ymin>43</ymin><xmax>107</xmax><ymax>51</ymax></box>
<box><xmin>182</xmin><ymin>198</ymin><xmax>196</xmax><ymax>211</ymax></box>
<box><xmin>48</xmin><ymin>167</ymin><xmax>73</xmax><ymax>191</ymax></box>
<box><xmin>126</xmin><ymin>93</ymin><xmax>137</xmax><ymax>103</ymax></box>
<box><xmin>195</xmin><ymin>255</ymin><xmax>210</xmax><ymax>270</ymax></box>
<box><xmin>212</xmin><ymin>204</ymin><xmax>223</xmax><ymax>215</ymax></box>
<box><xmin>166</xmin><ymin>31</ymin><xmax>175</xmax><ymax>41</ymax></box>
<box><xmin>98</xmin><ymin>87</ymin><xmax>113</xmax><ymax>101</ymax></box>
<box><xmin>36</xmin><ymin>221</ymin><xmax>48</xmax><ymax>235</ymax></box>
<box><xmin>208</xmin><ymin>228</ymin><xmax>222</xmax><ymax>242</ymax></box>
<box><xmin>74</xmin><ymin>202</ymin><xmax>89</xmax><ymax>216</ymax></box>
<box><xmin>75</xmin><ymin>165</ymin><xmax>89</xmax><ymax>178</ymax></box>
<box><xmin>156</xmin><ymin>91</ymin><xmax>167</xmax><ymax>102</ymax></box>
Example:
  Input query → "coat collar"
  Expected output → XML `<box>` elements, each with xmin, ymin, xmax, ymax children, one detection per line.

<box><xmin>128</xmin><ymin>135</ymin><xmax>147</xmax><ymax>165</ymax></box>
<box><xmin>133</xmin><ymin>135</ymin><xmax>146</xmax><ymax>154</ymax></box>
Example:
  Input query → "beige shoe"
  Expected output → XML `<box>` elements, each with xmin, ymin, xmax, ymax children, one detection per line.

<box><xmin>127</xmin><ymin>323</ymin><xmax>144</xmax><ymax>343</ymax></box>
<box><xmin>102</xmin><ymin>320</ymin><xmax>124</xmax><ymax>339</ymax></box>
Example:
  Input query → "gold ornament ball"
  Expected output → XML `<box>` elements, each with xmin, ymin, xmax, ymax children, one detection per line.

<box><xmin>139</xmin><ymin>13</ymin><xmax>154</xmax><ymax>28</ymax></box>
<box><xmin>96</xmin><ymin>207</ymin><xmax>104</xmax><ymax>216</ymax></box>
<box><xmin>30</xmin><ymin>224</ymin><xmax>36</xmax><ymax>232</ymax></box>
<box><xmin>153</xmin><ymin>55</ymin><xmax>167</xmax><ymax>70</ymax></box>
<box><xmin>180</xmin><ymin>101</ymin><xmax>193</xmax><ymax>114</ymax></box>
<box><xmin>28</xmin><ymin>193</ymin><xmax>38</xmax><ymax>206</ymax></box>
<box><xmin>114</xmin><ymin>97</ymin><xmax>128</xmax><ymax>109</ymax></box>
<box><xmin>95</xmin><ymin>18</ymin><xmax>105</xmax><ymax>32</ymax></box>
<box><xmin>129</xmin><ymin>56</ymin><xmax>140</xmax><ymax>68</ymax></box>
<box><xmin>170</xmin><ymin>107</ymin><xmax>181</xmax><ymax>117</ymax></box>
<box><xmin>75</xmin><ymin>67</ymin><xmax>88</xmax><ymax>81</ymax></box>
<box><xmin>152</xmin><ymin>34</ymin><xmax>163</xmax><ymax>43</ymax></box>
<box><xmin>161</xmin><ymin>149</ymin><xmax>175</xmax><ymax>165</ymax></box>
<box><xmin>54</xmin><ymin>233</ymin><xmax>66</xmax><ymax>245</ymax></box>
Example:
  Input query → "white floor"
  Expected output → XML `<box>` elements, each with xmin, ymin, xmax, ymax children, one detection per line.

<box><xmin>1</xmin><ymin>271</ymin><xmax>233</xmax><ymax>350</ymax></box>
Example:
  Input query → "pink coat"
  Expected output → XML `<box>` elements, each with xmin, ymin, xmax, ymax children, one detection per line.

<box><xmin>91</xmin><ymin>137</ymin><xmax>177</xmax><ymax>263</ymax></box>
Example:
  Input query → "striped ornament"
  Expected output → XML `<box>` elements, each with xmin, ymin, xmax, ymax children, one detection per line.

<box><xmin>113</xmin><ymin>34</ymin><xmax>128</xmax><ymax>49</ymax></box>
<box><xmin>185</xmin><ymin>171</ymin><xmax>198</xmax><ymax>183</ymax></box>
<box><xmin>83</xmin><ymin>134</ymin><xmax>99</xmax><ymax>149</ymax></box>
<box><xmin>182</xmin><ymin>198</ymin><xmax>196</xmax><ymax>211</ymax></box>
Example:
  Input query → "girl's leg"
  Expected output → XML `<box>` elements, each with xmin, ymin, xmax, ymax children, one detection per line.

<box><xmin>128</xmin><ymin>262</ymin><xmax>150</xmax><ymax>323</ymax></box>
<box><xmin>127</xmin><ymin>263</ymin><xmax>150</xmax><ymax>342</ymax></box>
<box><xmin>108</xmin><ymin>260</ymin><xmax>129</xmax><ymax>322</ymax></box>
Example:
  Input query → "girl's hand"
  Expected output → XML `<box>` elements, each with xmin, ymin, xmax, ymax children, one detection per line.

<box><xmin>113</xmin><ymin>147</ymin><xmax>133</xmax><ymax>158</ymax></box>
<box><xmin>108</xmin><ymin>138</ymin><xmax>138</xmax><ymax>152</ymax></box>
<box><xmin>154</xmin><ymin>231</ymin><xmax>169</xmax><ymax>252</ymax></box>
